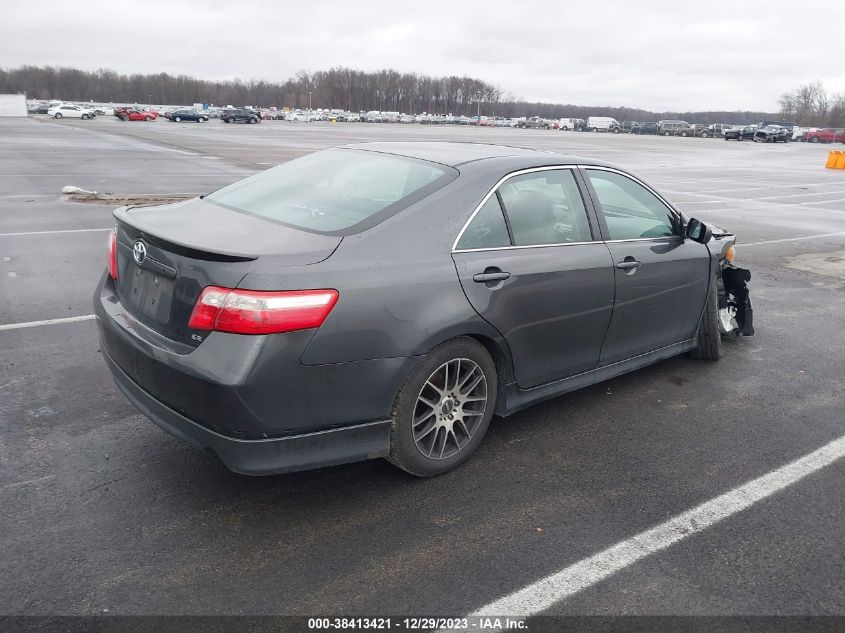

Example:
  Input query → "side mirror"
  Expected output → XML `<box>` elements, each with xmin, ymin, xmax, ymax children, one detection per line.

<box><xmin>686</xmin><ymin>218</ymin><xmax>712</xmax><ymax>244</ymax></box>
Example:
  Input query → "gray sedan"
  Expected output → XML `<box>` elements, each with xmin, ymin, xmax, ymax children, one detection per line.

<box><xmin>95</xmin><ymin>143</ymin><xmax>753</xmax><ymax>477</ymax></box>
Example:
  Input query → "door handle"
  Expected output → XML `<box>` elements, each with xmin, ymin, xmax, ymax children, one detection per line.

<box><xmin>616</xmin><ymin>260</ymin><xmax>641</xmax><ymax>270</ymax></box>
<box><xmin>473</xmin><ymin>270</ymin><xmax>511</xmax><ymax>283</ymax></box>
<box><xmin>616</xmin><ymin>258</ymin><xmax>641</xmax><ymax>275</ymax></box>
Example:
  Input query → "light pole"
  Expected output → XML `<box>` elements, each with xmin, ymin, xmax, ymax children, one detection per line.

<box><xmin>308</xmin><ymin>91</ymin><xmax>312</xmax><ymax>112</ymax></box>
<box><xmin>476</xmin><ymin>91</ymin><xmax>482</xmax><ymax>121</ymax></box>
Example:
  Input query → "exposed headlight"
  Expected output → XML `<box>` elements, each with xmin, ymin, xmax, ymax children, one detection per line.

<box><xmin>724</xmin><ymin>245</ymin><xmax>735</xmax><ymax>262</ymax></box>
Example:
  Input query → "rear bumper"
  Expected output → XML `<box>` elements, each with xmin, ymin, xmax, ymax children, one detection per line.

<box><xmin>103</xmin><ymin>348</ymin><xmax>391</xmax><ymax>475</ymax></box>
<box><xmin>94</xmin><ymin>273</ymin><xmax>410</xmax><ymax>472</ymax></box>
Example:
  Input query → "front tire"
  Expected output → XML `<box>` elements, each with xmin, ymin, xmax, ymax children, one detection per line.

<box><xmin>54</xmin><ymin>113</ymin><xmax>62</xmax><ymax>119</ymax></box>
<box><xmin>689</xmin><ymin>278</ymin><xmax>722</xmax><ymax>361</ymax></box>
<box><xmin>388</xmin><ymin>337</ymin><xmax>497</xmax><ymax>477</ymax></box>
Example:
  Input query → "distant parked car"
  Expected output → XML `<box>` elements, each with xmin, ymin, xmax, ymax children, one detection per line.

<box><xmin>558</xmin><ymin>118</ymin><xmax>585</xmax><ymax>131</ymax></box>
<box><xmin>48</xmin><ymin>104</ymin><xmax>94</xmax><ymax>120</ymax></box>
<box><xmin>518</xmin><ymin>116</ymin><xmax>551</xmax><ymax>129</ymax></box>
<box><xmin>631</xmin><ymin>122</ymin><xmax>659</xmax><ymax>135</ymax></box>
<box><xmin>790</xmin><ymin>126</ymin><xmax>812</xmax><ymax>141</ymax></box>
<box><xmin>221</xmin><ymin>108</ymin><xmax>261</xmax><ymax>124</ymax></box>
<box><xmin>760</xmin><ymin>120</ymin><xmax>799</xmax><ymax>131</ymax></box>
<box><xmin>753</xmin><ymin>125</ymin><xmax>790</xmax><ymax>143</ymax></box>
<box><xmin>724</xmin><ymin>125</ymin><xmax>758</xmax><ymax>141</ymax></box>
<box><xmin>699</xmin><ymin>124</ymin><xmax>732</xmax><ymax>138</ymax></box>
<box><xmin>692</xmin><ymin>124</ymin><xmax>712</xmax><ymax>137</ymax></box>
<box><xmin>587</xmin><ymin>117</ymin><xmax>621</xmax><ymax>133</ymax></box>
<box><xmin>169</xmin><ymin>109</ymin><xmax>209</xmax><ymax>122</ymax></box>
<box><xmin>805</xmin><ymin>128</ymin><xmax>845</xmax><ymax>143</ymax></box>
<box><xmin>658</xmin><ymin>120</ymin><xmax>694</xmax><ymax>137</ymax></box>
<box><xmin>115</xmin><ymin>108</ymin><xmax>157</xmax><ymax>122</ymax></box>
<box><xmin>28</xmin><ymin>103</ymin><xmax>50</xmax><ymax>114</ymax></box>
<box><xmin>621</xmin><ymin>121</ymin><xmax>640</xmax><ymax>133</ymax></box>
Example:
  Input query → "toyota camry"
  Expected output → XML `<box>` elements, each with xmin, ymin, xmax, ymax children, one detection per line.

<box><xmin>95</xmin><ymin>142</ymin><xmax>754</xmax><ymax>477</ymax></box>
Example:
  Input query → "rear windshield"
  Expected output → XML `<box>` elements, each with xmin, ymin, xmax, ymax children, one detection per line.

<box><xmin>206</xmin><ymin>149</ymin><xmax>457</xmax><ymax>234</ymax></box>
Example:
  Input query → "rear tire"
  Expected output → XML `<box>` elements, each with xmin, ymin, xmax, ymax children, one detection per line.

<box><xmin>689</xmin><ymin>278</ymin><xmax>722</xmax><ymax>361</ymax></box>
<box><xmin>388</xmin><ymin>337</ymin><xmax>497</xmax><ymax>477</ymax></box>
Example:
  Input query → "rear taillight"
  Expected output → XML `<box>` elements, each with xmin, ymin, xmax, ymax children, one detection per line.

<box><xmin>107</xmin><ymin>229</ymin><xmax>118</xmax><ymax>280</ymax></box>
<box><xmin>188</xmin><ymin>286</ymin><xmax>339</xmax><ymax>335</ymax></box>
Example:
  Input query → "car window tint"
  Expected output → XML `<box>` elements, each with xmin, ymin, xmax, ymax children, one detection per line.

<box><xmin>497</xmin><ymin>169</ymin><xmax>592</xmax><ymax>246</ymax></box>
<box><xmin>586</xmin><ymin>170</ymin><xmax>677</xmax><ymax>240</ymax></box>
<box><xmin>456</xmin><ymin>195</ymin><xmax>510</xmax><ymax>250</ymax></box>
<box><xmin>206</xmin><ymin>149</ymin><xmax>456</xmax><ymax>234</ymax></box>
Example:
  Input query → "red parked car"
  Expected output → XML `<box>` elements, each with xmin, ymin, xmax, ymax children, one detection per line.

<box><xmin>805</xmin><ymin>128</ymin><xmax>845</xmax><ymax>143</ymax></box>
<box><xmin>114</xmin><ymin>108</ymin><xmax>158</xmax><ymax>122</ymax></box>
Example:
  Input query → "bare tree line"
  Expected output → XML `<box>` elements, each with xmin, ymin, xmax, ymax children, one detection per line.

<box><xmin>2</xmin><ymin>65</ymin><xmax>778</xmax><ymax>124</ymax></box>
<box><xmin>779</xmin><ymin>80</ymin><xmax>845</xmax><ymax>127</ymax></box>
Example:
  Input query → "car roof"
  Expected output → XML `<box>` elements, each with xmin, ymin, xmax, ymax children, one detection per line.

<box><xmin>339</xmin><ymin>142</ymin><xmax>609</xmax><ymax>168</ymax></box>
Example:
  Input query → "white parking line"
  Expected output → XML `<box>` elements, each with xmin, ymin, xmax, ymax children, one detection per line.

<box><xmin>464</xmin><ymin>434</ymin><xmax>845</xmax><ymax>619</ymax></box>
<box><xmin>0</xmin><ymin>228</ymin><xmax>111</xmax><ymax>237</ymax></box>
<box><xmin>740</xmin><ymin>231</ymin><xmax>845</xmax><ymax>247</ymax></box>
<box><xmin>755</xmin><ymin>190</ymin><xmax>845</xmax><ymax>201</ymax></box>
<box><xmin>0</xmin><ymin>315</ymin><xmax>95</xmax><ymax>331</ymax></box>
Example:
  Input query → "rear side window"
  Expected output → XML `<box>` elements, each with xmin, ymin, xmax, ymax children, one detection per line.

<box><xmin>498</xmin><ymin>169</ymin><xmax>593</xmax><ymax>246</ymax></box>
<box><xmin>456</xmin><ymin>196</ymin><xmax>510</xmax><ymax>250</ymax></box>
<box><xmin>586</xmin><ymin>170</ymin><xmax>677</xmax><ymax>240</ymax></box>
<box><xmin>206</xmin><ymin>149</ymin><xmax>456</xmax><ymax>234</ymax></box>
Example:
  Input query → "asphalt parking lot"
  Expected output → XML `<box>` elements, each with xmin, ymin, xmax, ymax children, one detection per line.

<box><xmin>1</xmin><ymin>117</ymin><xmax>844</xmax><ymax>622</ymax></box>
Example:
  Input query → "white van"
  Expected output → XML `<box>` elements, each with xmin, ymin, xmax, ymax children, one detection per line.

<box><xmin>559</xmin><ymin>118</ymin><xmax>584</xmax><ymax>131</ymax></box>
<box><xmin>586</xmin><ymin>117</ymin><xmax>621</xmax><ymax>133</ymax></box>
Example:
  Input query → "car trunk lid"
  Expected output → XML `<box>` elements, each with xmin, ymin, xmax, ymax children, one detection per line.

<box><xmin>113</xmin><ymin>198</ymin><xmax>341</xmax><ymax>347</ymax></box>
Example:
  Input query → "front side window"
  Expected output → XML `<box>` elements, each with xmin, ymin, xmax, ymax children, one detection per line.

<box><xmin>586</xmin><ymin>170</ymin><xmax>677</xmax><ymax>240</ymax></box>
<box><xmin>497</xmin><ymin>169</ymin><xmax>593</xmax><ymax>246</ymax></box>
<box><xmin>207</xmin><ymin>149</ymin><xmax>456</xmax><ymax>234</ymax></box>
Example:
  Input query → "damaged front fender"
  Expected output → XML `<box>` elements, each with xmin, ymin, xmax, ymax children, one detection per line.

<box><xmin>720</xmin><ymin>262</ymin><xmax>755</xmax><ymax>336</ymax></box>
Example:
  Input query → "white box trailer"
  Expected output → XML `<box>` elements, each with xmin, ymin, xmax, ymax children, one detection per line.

<box><xmin>0</xmin><ymin>94</ymin><xmax>27</xmax><ymax>117</ymax></box>
<box><xmin>586</xmin><ymin>116</ymin><xmax>621</xmax><ymax>133</ymax></box>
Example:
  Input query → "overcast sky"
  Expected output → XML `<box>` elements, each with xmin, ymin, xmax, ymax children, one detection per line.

<box><xmin>3</xmin><ymin>0</ymin><xmax>843</xmax><ymax>111</ymax></box>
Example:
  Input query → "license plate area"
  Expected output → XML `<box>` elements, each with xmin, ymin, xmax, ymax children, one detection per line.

<box><xmin>123</xmin><ymin>266</ymin><xmax>175</xmax><ymax>328</ymax></box>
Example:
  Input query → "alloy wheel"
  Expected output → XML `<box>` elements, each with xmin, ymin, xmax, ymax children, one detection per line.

<box><xmin>412</xmin><ymin>358</ymin><xmax>488</xmax><ymax>460</ymax></box>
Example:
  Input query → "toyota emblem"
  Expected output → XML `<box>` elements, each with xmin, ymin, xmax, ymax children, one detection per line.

<box><xmin>133</xmin><ymin>241</ymin><xmax>147</xmax><ymax>265</ymax></box>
